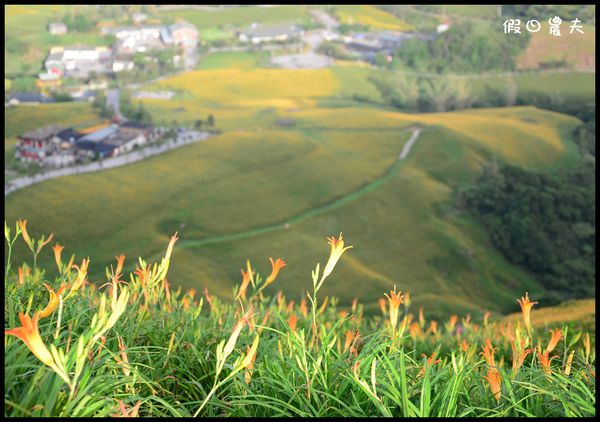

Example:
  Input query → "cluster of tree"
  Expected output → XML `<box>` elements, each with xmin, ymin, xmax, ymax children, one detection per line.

<box><xmin>91</xmin><ymin>91</ymin><xmax>113</xmax><ymax>119</ymax></box>
<box><xmin>462</xmin><ymin>160</ymin><xmax>595</xmax><ymax>304</ymax></box>
<box><xmin>369</xmin><ymin>73</ymin><xmax>475</xmax><ymax>112</ymax></box>
<box><xmin>120</xmin><ymin>91</ymin><xmax>152</xmax><ymax>123</ymax></box>
<box><xmin>62</xmin><ymin>12</ymin><xmax>96</xmax><ymax>32</ymax></box>
<box><xmin>194</xmin><ymin>115</ymin><xmax>215</xmax><ymax>129</ymax></box>
<box><xmin>395</xmin><ymin>21</ymin><xmax>530</xmax><ymax>74</ymax></box>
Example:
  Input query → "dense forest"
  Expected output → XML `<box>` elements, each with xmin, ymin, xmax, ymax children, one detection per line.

<box><xmin>395</xmin><ymin>21</ymin><xmax>530</xmax><ymax>73</ymax></box>
<box><xmin>463</xmin><ymin>136</ymin><xmax>595</xmax><ymax>304</ymax></box>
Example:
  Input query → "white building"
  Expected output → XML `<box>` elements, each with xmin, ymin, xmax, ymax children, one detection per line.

<box><xmin>48</xmin><ymin>22</ymin><xmax>67</xmax><ymax>35</ymax></box>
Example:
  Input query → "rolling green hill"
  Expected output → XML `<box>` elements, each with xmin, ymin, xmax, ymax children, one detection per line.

<box><xmin>4</xmin><ymin>66</ymin><xmax>584</xmax><ymax>320</ymax></box>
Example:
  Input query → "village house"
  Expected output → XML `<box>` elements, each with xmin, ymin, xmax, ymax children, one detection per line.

<box><xmin>169</xmin><ymin>21</ymin><xmax>199</xmax><ymax>46</ymax></box>
<box><xmin>44</xmin><ymin>46</ymin><xmax>113</xmax><ymax>78</ymax></box>
<box><xmin>107</xmin><ymin>25</ymin><xmax>166</xmax><ymax>54</ymax></box>
<box><xmin>48</xmin><ymin>22</ymin><xmax>67</xmax><ymax>35</ymax></box>
<box><xmin>74</xmin><ymin>122</ymin><xmax>154</xmax><ymax>159</ymax></box>
<box><xmin>119</xmin><ymin>121</ymin><xmax>157</xmax><ymax>141</ymax></box>
<box><xmin>238</xmin><ymin>23</ymin><xmax>303</xmax><ymax>44</ymax></box>
<box><xmin>7</xmin><ymin>92</ymin><xmax>56</xmax><ymax>106</ymax></box>
<box><xmin>16</xmin><ymin>125</ymin><xmax>65</xmax><ymax>163</ymax></box>
<box><xmin>131</xmin><ymin>13</ymin><xmax>147</xmax><ymax>25</ymax></box>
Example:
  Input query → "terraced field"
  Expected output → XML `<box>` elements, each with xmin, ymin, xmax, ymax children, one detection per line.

<box><xmin>4</xmin><ymin>65</ymin><xmax>585</xmax><ymax>319</ymax></box>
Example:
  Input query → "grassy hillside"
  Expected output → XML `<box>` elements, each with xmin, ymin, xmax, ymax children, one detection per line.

<box><xmin>517</xmin><ymin>26</ymin><xmax>596</xmax><ymax>70</ymax></box>
<box><xmin>4</xmin><ymin>66</ymin><xmax>584</xmax><ymax>319</ymax></box>
<box><xmin>198</xmin><ymin>51</ymin><xmax>269</xmax><ymax>70</ymax></box>
<box><xmin>502</xmin><ymin>299</ymin><xmax>596</xmax><ymax>333</ymax></box>
<box><xmin>156</xmin><ymin>5</ymin><xmax>313</xmax><ymax>41</ymax></box>
<box><xmin>333</xmin><ymin>5</ymin><xmax>412</xmax><ymax>31</ymax></box>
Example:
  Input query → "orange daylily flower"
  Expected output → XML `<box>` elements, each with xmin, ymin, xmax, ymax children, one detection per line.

<box><xmin>5</xmin><ymin>312</ymin><xmax>55</xmax><ymax>366</ymax></box>
<box><xmin>517</xmin><ymin>292</ymin><xmax>538</xmax><ymax>329</ymax></box>
<box><xmin>419</xmin><ymin>351</ymin><xmax>441</xmax><ymax>375</ymax></box>
<box><xmin>446</xmin><ymin>315</ymin><xmax>458</xmax><ymax>333</ymax></box>
<box><xmin>52</xmin><ymin>244</ymin><xmax>64</xmax><ymax>272</ymax></box>
<box><xmin>116</xmin><ymin>335</ymin><xmax>131</xmax><ymax>376</ymax></box>
<box><xmin>378</xmin><ymin>298</ymin><xmax>387</xmax><ymax>315</ymax></box>
<box><xmin>564</xmin><ymin>350</ymin><xmax>575</xmax><ymax>376</ymax></box>
<box><xmin>243</xmin><ymin>335</ymin><xmax>260</xmax><ymax>384</ymax></box>
<box><xmin>223</xmin><ymin>305</ymin><xmax>255</xmax><ymax>359</ymax></box>
<box><xmin>236</xmin><ymin>268</ymin><xmax>253</xmax><ymax>300</ymax></box>
<box><xmin>545</xmin><ymin>328</ymin><xmax>563</xmax><ymax>354</ymax></box>
<box><xmin>112</xmin><ymin>400</ymin><xmax>142</xmax><ymax>418</ymax></box>
<box><xmin>344</xmin><ymin>329</ymin><xmax>355</xmax><ymax>353</ymax></box>
<box><xmin>299</xmin><ymin>298</ymin><xmax>308</xmax><ymax>318</ymax></box>
<box><xmin>403</xmin><ymin>291</ymin><xmax>411</xmax><ymax>308</ymax></box>
<box><xmin>461</xmin><ymin>339</ymin><xmax>469</xmax><ymax>352</ymax></box>
<box><xmin>264</xmin><ymin>258</ymin><xmax>286</xmax><ymax>289</ymax></box>
<box><xmin>418</xmin><ymin>306</ymin><xmax>425</xmax><ymax>328</ymax></box>
<box><xmin>484</xmin><ymin>368</ymin><xmax>502</xmax><ymax>403</ymax></box>
<box><xmin>69</xmin><ymin>258</ymin><xmax>90</xmax><ymax>296</ymax></box>
<box><xmin>115</xmin><ymin>255</ymin><xmax>125</xmax><ymax>279</ymax></box>
<box><xmin>321</xmin><ymin>233</ymin><xmax>353</xmax><ymax>284</ymax></box>
<box><xmin>17</xmin><ymin>266</ymin><xmax>29</xmax><ymax>285</ymax></box>
<box><xmin>17</xmin><ymin>219</ymin><xmax>34</xmax><ymax>250</ymax></box>
<box><xmin>511</xmin><ymin>343</ymin><xmax>533</xmax><ymax>374</ymax></box>
<box><xmin>583</xmin><ymin>333</ymin><xmax>591</xmax><ymax>359</ymax></box>
<box><xmin>288</xmin><ymin>314</ymin><xmax>298</xmax><ymax>331</ymax></box>
<box><xmin>36</xmin><ymin>233</ymin><xmax>54</xmax><ymax>254</ymax></box>
<box><xmin>537</xmin><ymin>346</ymin><xmax>557</xmax><ymax>375</ymax></box>
<box><xmin>481</xmin><ymin>338</ymin><xmax>497</xmax><ymax>368</ymax></box>
<box><xmin>409</xmin><ymin>321</ymin><xmax>422</xmax><ymax>339</ymax></box>
<box><xmin>384</xmin><ymin>285</ymin><xmax>404</xmax><ymax>331</ymax></box>
<box><xmin>39</xmin><ymin>282</ymin><xmax>67</xmax><ymax>319</ymax></box>
<box><xmin>483</xmin><ymin>311</ymin><xmax>491</xmax><ymax>327</ymax></box>
<box><xmin>427</xmin><ymin>320</ymin><xmax>438</xmax><ymax>335</ymax></box>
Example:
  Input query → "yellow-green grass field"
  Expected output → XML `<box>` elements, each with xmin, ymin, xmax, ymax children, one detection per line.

<box><xmin>4</xmin><ymin>102</ymin><xmax>104</xmax><ymax>165</ymax></box>
<box><xmin>5</xmin><ymin>5</ymin><xmax>112</xmax><ymax>76</ymax></box>
<box><xmin>333</xmin><ymin>5</ymin><xmax>412</xmax><ymax>31</ymax></box>
<box><xmin>156</xmin><ymin>5</ymin><xmax>312</xmax><ymax>33</ymax></box>
<box><xmin>197</xmin><ymin>51</ymin><xmax>269</xmax><ymax>70</ymax></box>
<box><xmin>502</xmin><ymin>298</ymin><xmax>596</xmax><ymax>333</ymax></box>
<box><xmin>5</xmin><ymin>66</ymin><xmax>585</xmax><ymax>320</ymax></box>
<box><xmin>517</xmin><ymin>25</ymin><xmax>596</xmax><ymax>71</ymax></box>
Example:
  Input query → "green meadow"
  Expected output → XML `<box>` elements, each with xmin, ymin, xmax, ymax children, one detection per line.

<box><xmin>4</xmin><ymin>65</ymin><xmax>585</xmax><ymax>319</ymax></box>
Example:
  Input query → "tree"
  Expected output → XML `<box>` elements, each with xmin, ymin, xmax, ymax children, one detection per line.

<box><xmin>194</xmin><ymin>119</ymin><xmax>203</xmax><ymax>129</ymax></box>
<box><xmin>207</xmin><ymin>114</ymin><xmax>215</xmax><ymax>127</ymax></box>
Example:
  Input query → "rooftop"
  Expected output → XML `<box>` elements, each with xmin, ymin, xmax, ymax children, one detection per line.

<box><xmin>241</xmin><ymin>23</ymin><xmax>301</xmax><ymax>39</ymax></box>
<box><xmin>77</xmin><ymin>125</ymin><xmax>119</xmax><ymax>142</ymax></box>
<box><xmin>20</xmin><ymin>124</ymin><xmax>65</xmax><ymax>141</ymax></box>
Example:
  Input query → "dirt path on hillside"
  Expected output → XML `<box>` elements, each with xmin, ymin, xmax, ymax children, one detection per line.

<box><xmin>152</xmin><ymin>127</ymin><xmax>422</xmax><ymax>256</ymax></box>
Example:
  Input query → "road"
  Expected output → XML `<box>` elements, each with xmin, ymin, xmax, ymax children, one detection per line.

<box><xmin>106</xmin><ymin>89</ymin><xmax>124</xmax><ymax>120</ymax></box>
<box><xmin>5</xmin><ymin>131</ymin><xmax>212</xmax><ymax>196</ymax></box>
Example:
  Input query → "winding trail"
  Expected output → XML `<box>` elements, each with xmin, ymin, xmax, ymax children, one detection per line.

<box><xmin>174</xmin><ymin>127</ymin><xmax>422</xmax><ymax>251</ymax></box>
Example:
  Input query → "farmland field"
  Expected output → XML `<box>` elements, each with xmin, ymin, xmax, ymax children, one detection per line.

<box><xmin>156</xmin><ymin>5</ymin><xmax>313</xmax><ymax>32</ymax></box>
<box><xmin>4</xmin><ymin>65</ymin><xmax>585</xmax><ymax>319</ymax></box>
<box><xmin>517</xmin><ymin>25</ymin><xmax>596</xmax><ymax>70</ymax></box>
<box><xmin>198</xmin><ymin>51</ymin><xmax>269</xmax><ymax>70</ymax></box>
<box><xmin>333</xmin><ymin>5</ymin><xmax>412</xmax><ymax>31</ymax></box>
